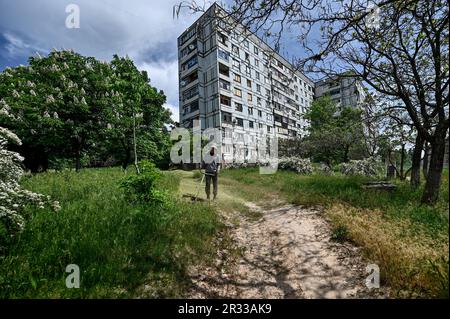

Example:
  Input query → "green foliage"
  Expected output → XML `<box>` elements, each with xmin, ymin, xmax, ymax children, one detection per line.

<box><xmin>304</xmin><ymin>96</ymin><xmax>366</xmax><ymax>165</ymax></box>
<box><xmin>331</xmin><ymin>225</ymin><xmax>350</xmax><ymax>242</ymax></box>
<box><xmin>0</xmin><ymin>167</ymin><xmax>220</xmax><ymax>298</ymax></box>
<box><xmin>0</xmin><ymin>51</ymin><xmax>172</xmax><ymax>171</ymax></box>
<box><xmin>120</xmin><ymin>161</ymin><xmax>166</xmax><ymax>204</ymax></box>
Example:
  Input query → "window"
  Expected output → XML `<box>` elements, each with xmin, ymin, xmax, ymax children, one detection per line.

<box><xmin>246</xmin><ymin>65</ymin><xmax>251</xmax><ymax>76</ymax></box>
<box><xmin>258</xmin><ymin>110</ymin><xmax>262</xmax><ymax>117</ymax></box>
<box><xmin>217</xmin><ymin>32</ymin><xmax>228</xmax><ymax>45</ymax></box>
<box><xmin>182</xmin><ymin>84</ymin><xmax>198</xmax><ymax>101</ymax></box>
<box><xmin>249</xmin><ymin>121</ymin><xmax>254</xmax><ymax>128</ymax></box>
<box><xmin>233</xmin><ymin>87</ymin><xmax>242</xmax><ymax>97</ymax></box>
<box><xmin>256</xmin><ymin>84</ymin><xmax>261</xmax><ymax>93</ymax></box>
<box><xmin>248</xmin><ymin>107</ymin><xmax>253</xmax><ymax>115</ymax></box>
<box><xmin>232</xmin><ymin>44</ymin><xmax>239</xmax><ymax>55</ymax></box>
<box><xmin>243</xmin><ymin>39</ymin><xmax>249</xmax><ymax>48</ymax></box>
<box><xmin>245</xmin><ymin>52</ymin><xmax>250</xmax><ymax>61</ymax></box>
<box><xmin>232</xmin><ymin>59</ymin><xmax>240</xmax><ymax>70</ymax></box>
<box><xmin>218</xmin><ymin>49</ymin><xmax>229</xmax><ymax>61</ymax></box>
<box><xmin>234</xmin><ymin>73</ymin><xmax>241</xmax><ymax>83</ymax></box>
<box><xmin>180</xmin><ymin>41</ymin><xmax>197</xmax><ymax>57</ymax></box>
<box><xmin>254</xmin><ymin>46</ymin><xmax>259</xmax><ymax>55</ymax></box>
<box><xmin>220</xmin><ymin>94</ymin><xmax>231</xmax><ymax>106</ymax></box>
<box><xmin>219</xmin><ymin>79</ymin><xmax>230</xmax><ymax>91</ymax></box>
<box><xmin>236</xmin><ymin>117</ymin><xmax>244</xmax><ymax>127</ymax></box>
<box><xmin>222</xmin><ymin>111</ymin><xmax>232</xmax><ymax>124</ymax></box>
<box><xmin>181</xmin><ymin>55</ymin><xmax>197</xmax><ymax>71</ymax></box>
<box><xmin>247</xmin><ymin>93</ymin><xmax>253</xmax><ymax>103</ymax></box>
<box><xmin>247</xmin><ymin>79</ymin><xmax>252</xmax><ymax>88</ymax></box>
<box><xmin>267</xmin><ymin>126</ymin><xmax>271</xmax><ymax>132</ymax></box>
<box><xmin>254</xmin><ymin>59</ymin><xmax>259</xmax><ymax>67</ymax></box>
<box><xmin>257</xmin><ymin>97</ymin><xmax>262</xmax><ymax>106</ymax></box>
<box><xmin>255</xmin><ymin>71</ymin><xmax>260</xmax><ymax>80</ymax></box>
<box><xmin>235</xmin><ymin>102</ymin><xmax>243</xmax><ymax>112</ymax></box>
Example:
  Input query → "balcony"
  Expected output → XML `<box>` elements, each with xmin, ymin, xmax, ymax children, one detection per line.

<box><xmin>219</xmin><ymin>63</ymin><xmax>230</xmax><ymax>78</ymax></box>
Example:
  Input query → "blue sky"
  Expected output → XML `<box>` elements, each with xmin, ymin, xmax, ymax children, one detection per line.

<box><xmin>0</xmin><ymin>0</ymin><xmax>318</xmax><ymax>122</ymax></box>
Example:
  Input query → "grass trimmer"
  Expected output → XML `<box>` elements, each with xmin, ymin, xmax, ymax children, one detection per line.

<box><xmin>182</xmin><ymin>169</ymin><xmax>207</xmax><ymax>202</ymax></box>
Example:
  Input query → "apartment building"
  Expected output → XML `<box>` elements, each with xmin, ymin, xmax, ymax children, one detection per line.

<box><xmin>178</xmin><ymin>3</ymin><xmax>314</xmax><ymax>162</ymax></box>
<box><xmin>314</xmin><ymin>73</ymin><xmax>367</xmax><ymax>109</ymax></box>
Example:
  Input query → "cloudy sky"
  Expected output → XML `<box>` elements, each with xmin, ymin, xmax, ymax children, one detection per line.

<box><xmin>0</xmin><ymin>0</ymin><xmax>311</xmax><ymax>122</ymax></box>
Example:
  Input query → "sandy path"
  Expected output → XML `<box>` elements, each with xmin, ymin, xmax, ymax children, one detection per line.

<box><xmin>188</xmin><ymin>202</ymin><xmax>385</xmax><ymax>299</ymax></box>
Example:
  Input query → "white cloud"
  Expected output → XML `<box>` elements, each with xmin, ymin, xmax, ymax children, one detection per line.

<box><xmin>164</xmin><ymin>103</ymin><xmax>179</xmax><ymax>123</ymax></box>
<box><xmin>0</xmin><ymin>0</ymin><xmax>203</xmax><ymax>119</ymax></box>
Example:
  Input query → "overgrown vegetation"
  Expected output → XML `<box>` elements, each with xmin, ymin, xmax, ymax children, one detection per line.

<box><xmin>0</xmin><ymin>167</ymin><xmax>221</xmax><ymax>298</ymax></box>
<box><xmin>220</xmin><ymin>167</ymin><xmax>449</xmax><ymax>298</ymax></box>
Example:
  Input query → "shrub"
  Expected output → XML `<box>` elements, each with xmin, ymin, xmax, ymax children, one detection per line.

<box><xmin>315</xmin><ymin>163</ymin><xmax>332</xmax><ymax>175</ymax></box>
<box><xmin>120</xmin><ymin>160</ymin><xmax>168</xmax><ymax>204</ymax></box>
<box><xmin>278</xmin><ymin>157</ymin><xmax>313</xmax><ymax>174</ymax></box>
<box><xmin>340</xmin><ymin>158</ymin><xmax>378</xmax><ymax>177</ymax></box>
<box><xmin>0</xmin><ymin>125</ymin><xmax>59</xmax><ymax>248</ymax></box>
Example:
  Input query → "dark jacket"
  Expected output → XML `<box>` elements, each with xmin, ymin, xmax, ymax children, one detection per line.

<box><xmin>202</xmin><ymin>155</ymin><xmax>220</xmax><ymax>174</ymax></box>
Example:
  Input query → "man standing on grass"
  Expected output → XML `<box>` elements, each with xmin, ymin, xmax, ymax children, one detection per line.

<box><xmin>202</xmin><ymin>146</ymin><xmax>222</xmax><ymax>200</ymax></box>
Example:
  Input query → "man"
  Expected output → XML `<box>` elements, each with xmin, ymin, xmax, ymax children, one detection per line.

<box><xmin>202</xmin><ymin>146</ymin><xmax>222</xmax><ymax>200</ymax></box>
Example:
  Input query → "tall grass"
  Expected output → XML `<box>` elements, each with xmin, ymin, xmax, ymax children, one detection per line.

<box><xmin>221</xmin><ymin>168</ymin><xmax>449</xmax><ymax>298</ymax></box>
<box><xmin>0</xmin><ymin>167</ymin><xmax>220</xmax><ymax>298</ymax></box>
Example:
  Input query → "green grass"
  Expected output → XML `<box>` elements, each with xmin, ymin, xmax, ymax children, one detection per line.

<box><xmin>0</xmin><ymin>167</ymin><xmax>221</xmax><ymax>298</ymax></box>
<box><xmin>220</xmin><ymin>167</ymin><xmax>449</xmax><ymax>298</ymax></box>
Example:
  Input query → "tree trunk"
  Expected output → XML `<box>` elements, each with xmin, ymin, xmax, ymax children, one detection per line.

<box><xmin>399</xmin><ymin>144</ymin><xmax>405</xmax><ymax>180</ymax></box>
<box><xmin>122</xmin><ymin>148</ymin><xmax>131</xmax><ymax>170</ymax></box>
<box><xmin>421</xmin><ymin>133</ymin><xmax>446</xmax><ymax>204</ymax></box>
<box><xmin>75</xmin><ymin>152</ymin><xmax>81</xmax><ymax>171</ymax></box>
<box><xmin>422</xmin><ymin>142</ymin><xmax>430</xmax><ymax>178</ymax></box>
<box><xmin>410</xmin><ymin>134</ymin><xmax>424</xmax><ymax>188</ymax></box>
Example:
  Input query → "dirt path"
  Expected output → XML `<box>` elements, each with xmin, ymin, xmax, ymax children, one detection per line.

<box><xmin>181</xmin><ymin>172</ymin><xmax>387</xmax><ymax>299</ymax></box>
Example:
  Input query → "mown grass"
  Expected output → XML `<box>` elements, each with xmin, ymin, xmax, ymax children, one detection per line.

<box><xmin>0</xmin><ymin>167</ymin><xmax>221</xmax><ymax>298</ymax></box>
<box><xmin>220</xmin><ymin>167</ymin><xmax>449</xmax><ymax>298</ymax></box>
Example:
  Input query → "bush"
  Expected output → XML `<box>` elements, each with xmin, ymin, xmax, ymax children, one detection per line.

<box><xmin>278</xmin><ymin>157</ymin><xmax>313</xmax><ymax>174</ymax></box>
<box><xmin>315</xmin><ymin>163</ymin><xmax>332</xmax><ymax>175</ymax></box>
<box><xmin>120</xmin><ymin>160</ymin><xmax>168</xmax><ymax>204</ymax></box>
<box><xmin>340</xmin><ymin>158</ymin><xmax>378</xmax><ymax>177</ymax></box>
<box><xmin>0</xmin><ymin>125</ymin><xmax>59</xmax><ymax>247</ymax></box>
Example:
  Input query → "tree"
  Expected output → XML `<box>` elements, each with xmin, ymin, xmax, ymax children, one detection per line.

<box><xmin>0</xmin><ymin>51</ymin><xmax>172</xmax><ymax>171</ymax></box>
<box><xmin>0</xmin><ymin>50</ymin><xmax>112</xmax><ymax>171</ymax></box>
<box><xmin>304</xmin><ymin>96</ymin><xmax>366</xmax><ymax>166</ymax></box>
<box><xmin>186</xmin><ymin>0</ymin><xmax>448</xmax><ymax>203</ymax></box>
<box><xmin>107</xmin><ymin>55</ymin><xmax>171</xmax><ymax>170</ymax></box>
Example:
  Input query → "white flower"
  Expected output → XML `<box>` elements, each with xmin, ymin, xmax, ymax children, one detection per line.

<box><xmin>46</xmin><ymin>95</ymin><xmax>55</xmax><ymax>103</ymax></box>
<box><xmin>81</xmin><ymin>97</ymin><xmax>87</xmax><ymax>105</ymax></box>
<box><xmin>30</xmin><ymin>90</ymin><xmax>37</xmax><ymax>96</ymax></box>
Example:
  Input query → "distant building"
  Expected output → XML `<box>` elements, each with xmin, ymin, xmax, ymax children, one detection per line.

<box><xmin>177</xmin><ymin>3</ymin><xmax>314</xmax><ymax>162</ymax></box>
<box><xmin>314</xmin><ymin>74</ymin><xmax>367</xmax><ymax>109</ymax></box>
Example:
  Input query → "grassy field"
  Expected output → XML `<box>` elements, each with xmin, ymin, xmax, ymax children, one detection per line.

<box><xmin>0</xmin><ymin>167</ymin><xmax>221</xmax><ymax>298</ymax></box>
<box><xmin>220</xmin><ymin>168</ymin><xmax>449</xmax><ymax>298</ymax></box>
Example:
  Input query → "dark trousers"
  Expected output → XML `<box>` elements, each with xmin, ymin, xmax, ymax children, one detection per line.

<box><xmin>205</xmin><ymin>172</ymin><xmax>218</xmax><ymax>199</ymax></box>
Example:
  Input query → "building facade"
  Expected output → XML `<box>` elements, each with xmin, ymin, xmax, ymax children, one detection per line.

<box><xmin>178</xmin><ymin>3</ymin><xmax>314</xmax><ymax>162</ymax></box>
<box><xmin>314</xmin><ymin>74</ymin><xmax>367</xmax><ymax>109</ymax></box>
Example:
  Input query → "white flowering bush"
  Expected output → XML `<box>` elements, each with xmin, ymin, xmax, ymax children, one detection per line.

<box><xmin>315</xmin><ymin>163</ymin><xmax>333</xmax><ymax>175</ymax></box>
<box><xmin>0</xmin><ymin>125</ymin><xmax>60</xmax><ymax>243</ymax></box>
<box><xmin>340</xmin><ymin>158</ymin><xmax>378</xmax><ymax>177</ymax></box>
<box><xmin>278</xmin><ymin>157</ymin><xmax>313</xmax><ymax>174</ymax></box>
